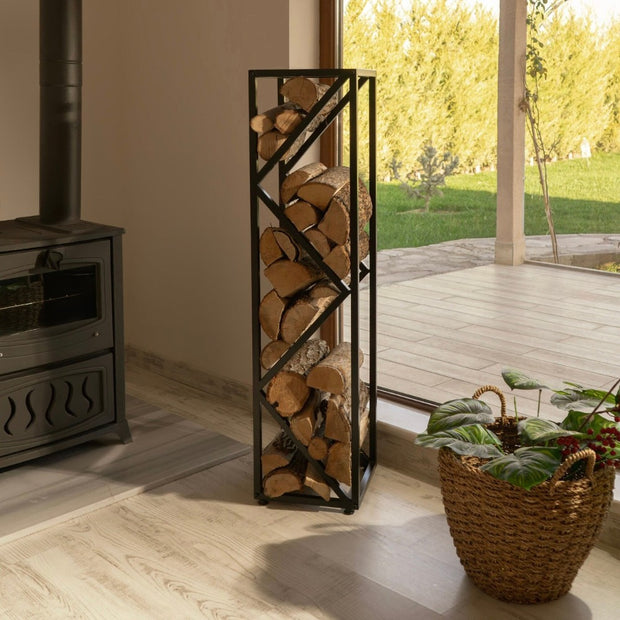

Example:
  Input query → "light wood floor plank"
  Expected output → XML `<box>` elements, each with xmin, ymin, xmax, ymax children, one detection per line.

<box><xmin>354</xmin><ymin>264</ymin><xmax>620</xmax><ymax>404</ymax></box>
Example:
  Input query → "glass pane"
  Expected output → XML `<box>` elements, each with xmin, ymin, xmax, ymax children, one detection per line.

<box><xmin>0</xmin><ymin>265</ymin><xmax>99</xmax><ymax>337</ymax></box>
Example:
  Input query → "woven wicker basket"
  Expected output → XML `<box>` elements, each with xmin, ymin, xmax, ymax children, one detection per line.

<box><xmin>438</xmin><ymin>386</ymin><xmax>616</xmax><ymax>604</ymax></box>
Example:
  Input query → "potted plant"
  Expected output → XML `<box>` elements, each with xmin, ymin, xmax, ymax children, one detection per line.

<box><xmin>416</xmin><ymin>369</ymin><xmax>619</xmax><ymax>604</ymax></box>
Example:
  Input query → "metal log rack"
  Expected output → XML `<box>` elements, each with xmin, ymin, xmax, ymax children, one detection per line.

<box><xmin>249</xmin><ymin>69</ymin><xmax>377</xmax><ymax>514</ymax></box>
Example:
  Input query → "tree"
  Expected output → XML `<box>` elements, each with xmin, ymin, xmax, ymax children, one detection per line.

<box><xmin>393</xmin><ymin>141</ymin><xmax>459</xmax><ymax>212</ymax></box>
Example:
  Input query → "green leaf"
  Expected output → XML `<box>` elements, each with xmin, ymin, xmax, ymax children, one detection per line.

<box><xmin>519</xmin><ymin>417</ymin><xmax>585</xmax><ymax>444</ymax></box>
<box><xmin>551</xmin><ymin>386</ymin><xmax>614</xmax><ymax>412</ymax></box>
<box><xmin>426</xmin><ymin>399</ymin><xmax>494</xmax><ymax>434</ymax></box>
<box><xmin>501</xmin><ymin>368</ymin><xmax>548</xmax><ymax>391</ymax></box>
<box><xmin>561</xmin><ymin>410</ymin><xmax>619</xmax><ymax>436</ymax></box>
<box><xmin>480</xmin><ymin>447</ymin><xmax>562</xmax><ymax>490</ymax></box>
<box><xmin>415</xmin><ymin>424</ymin><xmax>504</xmax><ymax>459</ymax></box>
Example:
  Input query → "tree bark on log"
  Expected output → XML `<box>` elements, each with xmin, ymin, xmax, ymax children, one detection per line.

<box><xmin>283</xmin><ymin>339</ymin><xmax>330</xmax><ymax>375</ymax></box>
<box><xmin>263</xmin><ymin>451</ymin><xmax>306</xmax><ymax>498</ymax></box>
<box><xmin>306</xmin><ymin>342</ymin><xmax>364</xmax><ymax>395</ymax></box>
<box><xmin>264</xmin><ymin>259</ymin><xmax>322</xmax><ymax>298</ymax></box>
<box><xmin>259</xmin><ymin>289</ymin><xmax>287</xmax><ymax>341</ymax></box>
<box><xmin>281</xmin><ymin>162</ymin><xmax>327</xmax><ymax>204</ymax></box>
<box><xmin>265</xmin><ymin>370</ymin><xmax>310</xmax><ymax>417</ymax></box>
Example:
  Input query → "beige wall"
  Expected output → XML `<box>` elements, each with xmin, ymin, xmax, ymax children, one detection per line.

<box><xmin>0</xmin><ymin>0</ymin><xmax>320</xmax><ymax>391</ymax></box>
<box><xmin>0</xmin><ymin>0</ymin><xmax>38</xmax><ymax>220</ymax></box>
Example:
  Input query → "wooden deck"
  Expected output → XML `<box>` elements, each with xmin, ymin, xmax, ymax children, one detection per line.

<box><xmin>348</xmin><ymin>262</ymin><xmax>620</xmax><ymax>421</ymax></box>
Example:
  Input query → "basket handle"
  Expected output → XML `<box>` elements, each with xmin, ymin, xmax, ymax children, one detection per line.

<box><xmin>472</xmin><ymin>385</ymin><xmax>507</xmax><ymax>423</ymax></box>
<box><xmin>549</xmin><ymin>448</ymin><xmax>596</xmax><ymax>491</ymax></box>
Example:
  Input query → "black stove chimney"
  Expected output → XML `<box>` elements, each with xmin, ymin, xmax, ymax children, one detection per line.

<box><xmin>39</xmin><ymin>0</ymin><xmax>82</xmax><ymax>225</ymax></box>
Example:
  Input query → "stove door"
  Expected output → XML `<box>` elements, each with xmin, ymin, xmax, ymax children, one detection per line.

<box><xmin>0</xmin><ymin>239</ymin><xmax>114</xmax><ymax>374</ymax></box>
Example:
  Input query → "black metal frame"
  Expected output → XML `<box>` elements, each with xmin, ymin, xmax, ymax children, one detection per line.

<box><xmin>249</xmin><ymin>69</ymin><xmax>376</xmax><ymax>513</ymax></box>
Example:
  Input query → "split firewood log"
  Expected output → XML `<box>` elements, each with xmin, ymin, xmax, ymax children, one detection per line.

<box><xmin>322</xmin><ymin>231</ymin><xmax>370</xmax><ymax>281</ymax></box>
<box><xmin>259</xmin><ymin>227</ymin><xmax>284</xmax><ymax>267</ymax></box>
<box><xmin>304</xmin><ymin>228</ymin><xmax>332</xmax><ymax>258</ymax></box>
<box><xmin>265</xmin><ymin>370</ymin><xmax>311</xmax><ymax>417</ymax></box>
<box><xmin>250</xmin><ymin>103</ymin><xmax>302</xmax><ymax>135</ymax></box>
<box><xmin>272</xmin><ymin>228</ymin><xmax>301</xmax><ymax>261</ymax></box>
<box><xmin>325</xmin><ymin>441</ymin><xmax>352</xmax><ymax>486</ymax></box>
<box><xmin>261</xmin><ymin>431</ymin><xmax>297</xmax><ymax>477</ymax></box>
<box><xmin>308</xmin><ymin>435</ymin><xmax>329</xmax><ymax>462</ymax></box>
<box><xmin>257</xmin><ymin>129</ymin><xmax>306</xmax><ymax>162</ymax></box>
<box><xmin>274</xmin><ymin>107</ymin><xmax>306</xmax><ymax>135</ymax></box>
<box><xmin>308</xmin><ymin>281</ymin><xmax>339</xmax><ymax>300</ymax></box>
<box><xmin>323</xmin><ymin>245</ymin><xmax>350</xmax><ymax>280</ymax></box>
<box><xmin>257</xmin><ymin>130</ymin><xmax>287</xmax><ymax>161</ymax></box>
<box><xmin>297</xmin><ymin>166</ymin><xmax>351</xmax><ymax>210</ymax></box>
<box><xmin>324</xmin><ymin>389</ymin><xmax>371</xmax><ymax>444</ymax></box>
<box><xmin>265</xmin><ymin>339</ymin><xmax>329</xmax><ymax>415</ymax></box>
<box><xmin>289</xmin><ymin>395</ymin><xmax>318</xmax><ymax>446</ymax></box>
<box><xmin>284</xmin><ymin>201</ymin><xmax>321</xmax><ymax>232</ymax></box>
<box><xmin>263</xmin><ymin>450</ymin><xmax>306</xmax><ymax>498</ymax></box>
<box><xmin>280</xmin><ymin>76</ymin><xmax>335</xmax><ymax>113</ymax></box>
<box><xmin>260</xmin><ymin>339</ymin><xmax>289</xmax><ymax>370</ymax></box>
<box><xmin>318</xmin><ymin>181</ymin><xmax>373</xmax><ymax>245</ymax></box>
<box><xmin>264</xmin><ymin>259</ymin><xmax>322</xmax><ymax>298</ymax></box>
<box><xmin>323</xmin><ymin>381</ymin><xmax>370</xmax><ymax>441</ymax></box>
<box><xmin>280</xmin><ymin>292</ymin><xmax>334</xmax><ymax>344</ymax></box>
<box><xmin>305</xmin><ymin>463</ymin><xmax>331</xmax><ymax>501</ymax></box>
<box><xmin>308</xmin><ymin>412</ymin><xmax>329</xmax><ymax>462</ymax></box>
<box><xmin>281</xmin><ymin>162</ymin><xmax>327</xmax><ymax>204</ymax></box>
<box><xmin>259</xmin><ymin>289</ymin><xmax>288</xmax><ymax>341</ymax></box>
<box><xmin>306</xmin><ymin>342</ymin><xmax>364</xmax><ymax>395</ymax></box>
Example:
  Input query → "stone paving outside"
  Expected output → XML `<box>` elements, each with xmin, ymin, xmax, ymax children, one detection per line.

<box><xmin>376</xmin><ymin>233</ymin><xmax>620</xmax><ymax>285</ymax></box>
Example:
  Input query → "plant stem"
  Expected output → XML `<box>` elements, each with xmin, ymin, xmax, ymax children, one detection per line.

<box><xmin>578</xmin><ymin>377</ymin><xmax>620</xmax><ymax>431</ymax></box>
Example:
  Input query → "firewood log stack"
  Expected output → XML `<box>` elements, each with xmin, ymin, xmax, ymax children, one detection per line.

<box><xmin>254</xmin><ymin>81</ymin><xmax>373</xmax><ymax>502</ymax></box>
<box><xmin>262</xmin><ymin>339</ymin><xmax>370</xmax><ymax>499</ymax></box>
<box><xmin>258</xmin><ymin>163</ymin><xmax>373</xmax><ymax>368</ymax></box>
<box><xmin>250</xmin><ymin>77</ymin><xmax>338</xmax><ymax>162</ymax></box>
<box><xmin>257</xmin><ymin>163</ymin><xmax>373</xmax><ymax>497</ymax></box>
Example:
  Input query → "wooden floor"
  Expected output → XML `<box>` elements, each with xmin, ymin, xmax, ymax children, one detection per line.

<box><xmin>1</xmin><ymin>366</ymin><xmax>619</xmax><ymax>619</ymax></box>
<box><xmin>349</xmin><ymin>263</ymin><xmax>620</xmax><ymax>420</ymax></box>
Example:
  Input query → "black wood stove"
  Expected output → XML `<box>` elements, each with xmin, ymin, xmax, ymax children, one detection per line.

<box><xmin>0</xmin><ymin>0</ymin><xmax>131</xmax><ymax>468</ymax></box>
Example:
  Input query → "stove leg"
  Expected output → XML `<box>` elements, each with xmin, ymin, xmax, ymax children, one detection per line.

<box><xmin>117</xmin><ymin>420</ymin><xmax>132</xmax><ymax>444</ymax></box>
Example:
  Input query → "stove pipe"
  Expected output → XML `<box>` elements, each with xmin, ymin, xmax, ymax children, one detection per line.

<box><xmin>39</xmin><ymin>0</ymin><xmax>82</xmax><ymax>225</ymax></box>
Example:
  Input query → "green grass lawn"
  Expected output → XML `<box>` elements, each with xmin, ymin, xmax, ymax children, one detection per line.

<box><xmin>376</xmin><ymin>152</ymin><xmax>620</xmax><ymax>251</ymax></box>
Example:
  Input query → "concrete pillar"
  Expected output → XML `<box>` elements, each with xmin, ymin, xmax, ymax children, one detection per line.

<box><xmin>495</xmin><ymin>0</ymin><xmax>527</xmax><ymax>265</ymax></box>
